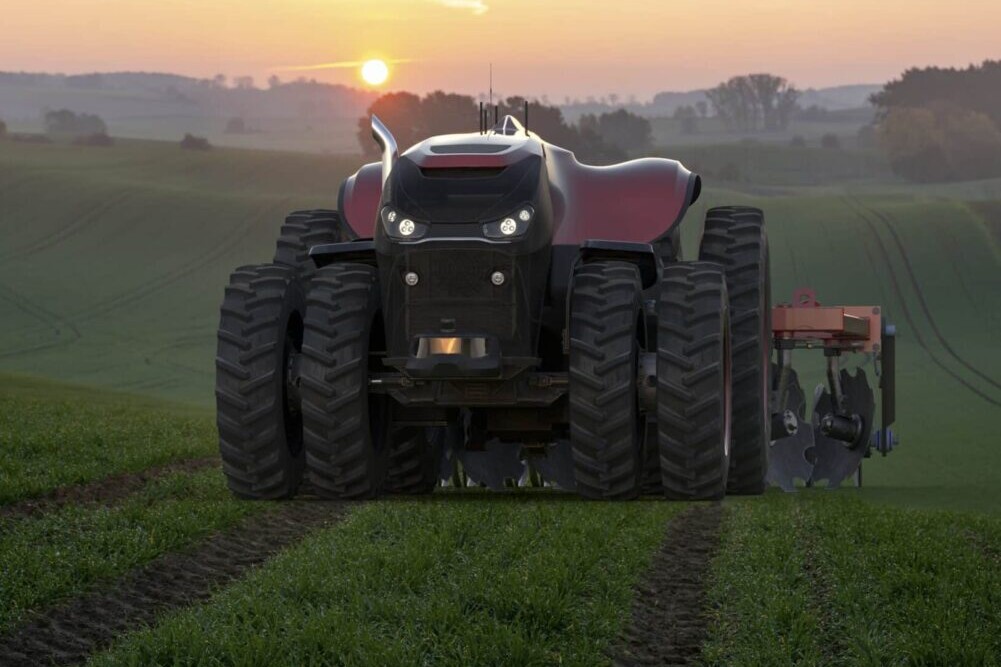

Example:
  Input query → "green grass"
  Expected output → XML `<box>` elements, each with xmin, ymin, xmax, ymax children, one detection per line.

<box><xmin>89</xmin><ymin>496</ymin><xmax>682</xmax><ymax>666</ymax></box>
<box><xmin>0</xmin><ymin>467</ymin><xmax>262</xmax><ymax>633</ymax></box>
<box><xmin>703</xmin><ymin>493</ymin><xmax>1001</xmax><ymax>666</ymax></box>
<box><xmin>0</xmin><ymin>374</ymin><xmax>216</xmax><ymax>504</ymax></box>
<box><xmin>0</xmin><ymin>139</ymin><xmax>359</xmax><ymax>405</ymax></box>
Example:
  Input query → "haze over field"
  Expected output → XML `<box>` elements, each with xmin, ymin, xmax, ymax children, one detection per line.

<box><xmin>2</xmin><ymin>0</ymin><xmax>1000</xmax><ymax>98</ymax></box>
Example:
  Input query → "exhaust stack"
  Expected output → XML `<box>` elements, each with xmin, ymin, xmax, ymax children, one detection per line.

<box><xmin>371</xmin><ymin>115</ymin><xmax>398</xmax><ymax>186</ymax></box>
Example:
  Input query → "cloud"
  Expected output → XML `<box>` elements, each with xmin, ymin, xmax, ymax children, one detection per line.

<box><xmin>435</xmin><ymin>0</ymin><xmax>489</xmax><ymax>15</ymax></box>
<box><xmin>274</xmin><ymin>58</ymin><xmax>412</xmax><ymax>73</ymax></box>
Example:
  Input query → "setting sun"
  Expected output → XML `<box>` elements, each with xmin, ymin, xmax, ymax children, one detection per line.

<box><xmin>361</xmin><ymin>59</ymin><xmax>389</xmax><ymax>86</ymax></box>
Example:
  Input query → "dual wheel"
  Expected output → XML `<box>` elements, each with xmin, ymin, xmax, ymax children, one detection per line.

<box><xmin>216</xmin><ymin>210</ymin><xmax>438</xmax><ymax>499</ymax></box>
<box><xmin>567</xmin><ymin>206</ymin><xmax>771</xmax><ymax>500</ymax></box>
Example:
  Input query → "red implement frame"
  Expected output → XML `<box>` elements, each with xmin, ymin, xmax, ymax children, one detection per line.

<box><xmin>772</xmin><ymin>288</ymin><xmax>882</xmax><ymax>353</ymax></box>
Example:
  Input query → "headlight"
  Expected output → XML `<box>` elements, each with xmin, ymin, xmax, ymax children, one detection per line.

<box><xmin>483</xmin><ymin>205</ymin><xmax>534</xmax><ymax>239</ymax></box>
<box><xmin>381</xmin><ymin>206</ymin><xmax>427</xmax><ymax>240</ymax></box>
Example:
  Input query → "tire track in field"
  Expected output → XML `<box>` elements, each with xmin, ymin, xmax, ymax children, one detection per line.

<box><xmin>865</xmin><ymin>204</ymin><xmax>1001</xmax><ymax>392</ymax></box>
<box><xmin>72</xmin><ymin>197</ymin><xmax>290</xmax><ymax>325</ymax></box>
<box><xmin>844</xmin><ymin>196</ymin><xmax>1000</xmax><ymax>408</ymax></box>
<box><xmin>0</xmin><ymin>457</ymin><xmax>218</xmax><ymax>525</ymax></box>
<box><xmin>0</xmin><ymin>501</ymin><xmax>349</xmax><ymax>667</ymax></box>
<box><xmin>0</xmin><ymin>282</ymin><xmax>83</xmax><ymax>360</ymax></box>
<box><xmin>0</xmin><ymin>190</ymin><xmax>135</xmax><ymax>263</ymax></box>
<box><xmin>611</xmin><ymin>503</ymin><xmax>723</xmax><ymax>667</ymax></box>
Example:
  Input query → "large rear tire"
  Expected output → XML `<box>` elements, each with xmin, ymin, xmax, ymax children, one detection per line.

<box><xmin>568</xmin><ymin>261</ymin><xmax>645</xmax><ymax>500</ymax></box>
<box><xmin>300</xmin><ymin>263</ymin><xmax>388</xmax><ymax>499</ymax></box>
<box><xmin>657</xmin><ymin>262</ymin><xmax>732</xmax><ymax>500</ymax></box>
<box><xmin>384</xmin><ymin>427</ymin><xmax>443</xmax><ymax>495</ymax></box>
<box><xmin>215</xmin><ymin>264</ymin><xmax>305</xmax><ymax>499</ymax></box>
<box><xmin>699</xmin><ymin>206</ymin><xmax>771</xmax><ymax>495</ymax></box>
<box><xmin>273</xmin><ymin>209</ymin><xmax>353</xmax><ymax>277</ymax></box>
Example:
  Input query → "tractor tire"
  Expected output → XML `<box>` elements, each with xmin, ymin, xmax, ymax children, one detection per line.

<box><xmin>215</xmin><ymin>263</ymin><xmax>306</xmax><ymax>499</ymax></box>
<box><xmin>384</xmin><ymin>427</ymin><xmax>443</xmax><ymax>495</ymax></box>
<box><xmin>300</xmin><ymin>263</ymin><xmax>388</xmax><ymax>499</ymax></box>
<box><xmin>273</xmin><ymin>209</ymin><xmax>353</xmax><ymax>277</ymax></box>
<box><xmin>568</xmin><ymin>261</ymin><xmax>645</xmax><ymax>500</ymax></box>
<box><xmin>699</xmin><ymin>206</ymin><xmax>771</xmax><ymax>495</ymax></box>
<box><xmin>657</xmin><ymin>262</ymin><xmax>732</xmax><ymax>500</ymax></box>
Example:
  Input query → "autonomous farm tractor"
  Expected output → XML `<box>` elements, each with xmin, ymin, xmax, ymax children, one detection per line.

<box><xmin>215</xmin><ymin>111</ymin><xmax>897</xmax><ymax>501</ymax></box>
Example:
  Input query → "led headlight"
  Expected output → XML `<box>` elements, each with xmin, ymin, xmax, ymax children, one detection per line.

<box><xmin>381</xmin><ymin>206</ymin><xmax>427</xmax><ymax>240</ymax></box>
<box><xmin>483</xmin><ymin>205</ymin><xmax>534</xmax><ymax>239</ymax></box>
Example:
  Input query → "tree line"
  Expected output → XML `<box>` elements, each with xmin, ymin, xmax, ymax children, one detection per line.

<box><xmin>872</xmin><ymin>60</ymin><xmax>1001</xmax><ymax>182</ymax></box>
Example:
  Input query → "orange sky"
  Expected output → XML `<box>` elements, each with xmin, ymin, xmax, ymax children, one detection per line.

<box><xmin>2</xmin><ymin>0</ymin><xmax>999</xmax><ymax>98</ymax></box>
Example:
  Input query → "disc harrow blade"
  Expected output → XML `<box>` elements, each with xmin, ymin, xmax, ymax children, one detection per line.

<box><xmin>766</xmin><ymin>365</ymin><xmax>816</xmax><ymax>492</ymax></box>
<box><xmin>529</xmin><ymin>440</ymin><xmax>577</xmax><ymax>491</ymax></box>
<box><xmin>456</xmin><ymin>440</ymin><xmax>526</xmax><ymax>491</ymax></box>
<box><xmin>810</xmin><ymin>368</ymin><xmax>875</xmax><ymax>489</ymax></box>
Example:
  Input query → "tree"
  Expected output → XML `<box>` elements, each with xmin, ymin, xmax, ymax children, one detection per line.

<box><xmin>672</xmin><ymin>105</ymin><xmax>698</xmax><ymax>135</ymax></box>
<box><xmin>233</xmin><ymin>76</ymin><xmax>254</xmax><ymax>90</ymax></box>
<box><xmin>267</xmin><ymin>75</ymin><xmax>282</xmax><ymax>89</ymax></box>
<box><xmin>357</xmin><ymin>91</ymin><xmax>424</xmax><ymax>156</ymax></box>
<box><xmin>583</xmin><ymin>108</ymin><xmax>652</xmax><ymax>152</ymax></box>
<box><xmin>695</xmin><ymin>100</ymin><xmax>708</xmax><ymax>118</ymax></box>
<box><xmin>180</xmin><ymin>133</ymin><xmax>212</xmax><ymax>150</ymax></box>
<box><xmin>789</xmin><ymin>135</ymin><xmax>806</xmax><ymax>148</ymax></box>
<box><xmin>878</xmin><ymin>104</ymin><xmax>1001</xmax><ymax>182</ymax></box>
<box><xmin>44</xmin><ymin>109</ymin><xmax>107</xmax><ymax>137</ymax></box>
<box><xmin>871</xmin><ymin>61</ymin><xmax>1001</xmax><ymax>182</ymax></box>
<box><xmin>0</xmin><ymin>119</ymin><xmax>6</xmax><ymax>139</ymax></box>
<box><xmin>706</xmin><ymin>74</ymin><xmax>799</xmax><ymax>131</ymax></box>
<box><xmin>871</xmin><ymin>60</ymin><xmax>1001</xmax><ymax>126</ymax></box>
<box><xmin>821</xmin><ymin>133</ymin><xmax>841</xmax><ymax>149</ymax></box>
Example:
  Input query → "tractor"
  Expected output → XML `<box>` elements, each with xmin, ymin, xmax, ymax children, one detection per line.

<box><xmin>215</xmin><ymin>110</ymin><xmax>896</xmax><ymax>500</ymax></box>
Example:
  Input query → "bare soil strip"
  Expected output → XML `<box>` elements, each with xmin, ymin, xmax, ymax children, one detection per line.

<box><xmin>611</xmin><ymin>503</ymin><xmax>724</xmax><ymax>667</ymax></box>
<box><xmin>0</xmin><ymin>501</ymin><xmax>347</xmax><ymax>666</ymax></box>
<box><xmin>0</xmin><ymin>457</ymin><xmax>219</xmax><ymax>523</ymax></box>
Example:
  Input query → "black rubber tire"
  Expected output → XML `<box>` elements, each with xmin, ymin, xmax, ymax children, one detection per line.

<box><xmin>568</xmin><ymin>261</ymin><xmax>645</xmax><ymax>500</ymax></box>
<box><xmin>384</xmin><ymin>427</ymin><xmax>443</xmax><ymax>495</ymax></box>
<box><xmin>657</xmin><ymin>262</ymin><xmax>732</xmax><ymax>500</ymax></box>
<box><xmin>699</xmin><ymin>206</ymin><xmax>771</xmax><ymax>495</ymax></box>
<box><xmin>639</xmin><ymin>418</ymin><xmax>662</xmax><ymax>494</ymax></box>
<box><xmin>300</xmin><ymin>263</ymin><xmax>388</xmax><ymax>499</ymax></box>
<box><xmin>273</xmin><ymin>209</ymin><xmax>353</xmax><ymax>276</ymax></box>
<box><xmin>215</xmin><ymin>264</ymin><xmax>305</xmax><ymax>499</ymax></box>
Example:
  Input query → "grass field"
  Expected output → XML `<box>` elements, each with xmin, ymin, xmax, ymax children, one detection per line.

<box><xmin>1</xmin><ymin>136</ymin><xmax>999</xmax><ymax>665</ymax></box>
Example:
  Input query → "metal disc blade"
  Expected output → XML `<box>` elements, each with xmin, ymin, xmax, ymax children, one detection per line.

<box><xmin>457</xmin><ymin>439</ymin><xmax>526</xmax><ymax>491</ymax></box>
<box><xmin>767</xmin><ymin>365</ymin><xmax>815</xmax><ymax>492</ymax></box>
<box><xmin>530</xmin><ymin>440</ymin><xmax>578</xmax><ymax>491</ymax></box>
<box><xmin>810</xmin><ymin>368</ymin><xmax>875</xmax><ymax>489</ymax></box>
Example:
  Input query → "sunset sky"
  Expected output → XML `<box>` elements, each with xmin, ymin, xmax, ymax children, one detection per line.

<box><xmin>2</xmin><ymin>0</ymin><xmax>999</xmax><ymax>98</ymax></box>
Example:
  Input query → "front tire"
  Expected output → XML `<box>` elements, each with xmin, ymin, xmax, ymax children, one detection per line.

<box><xmin>215</xmin><ymin>264</ymin><xmax>305</xmax><ymax>499</ymax></box>
<box><xmin>568</xmin><ymin>261</ymin><xmax>645</xmax><ymax>500</ymax></box>
<box><xmin>699</xmin><ymin>206</ymin><xmax>771</xmax><ymax>495</ymax></box>
<box><xmin>657</xmin><ymin>262</ymin><xmax>732</xmax><ymax>500</ymax></box>
<box><xmin>300</xmin><ymin>263</ymin><xmax>388</xmax><ymax>499</ymax></box>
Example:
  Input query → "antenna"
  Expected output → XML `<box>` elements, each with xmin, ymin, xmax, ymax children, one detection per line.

<box><xmin>489</xmin><ymin>63</ymin><xmax>493</xmax><ymax>108</ymax></box>
<box><xmin>524</xmin><ymin>100</ymin><xmax>529</xmax><ymax>135</ymax></box>
<box><xmin>494</xmin><ymin>104</ymin><xmax>498</xmax><ymax>126</ymax></box>
<box><xmin>479</xmin><ymin>101</ymin><xmax>484</xmax><ymax>134</ymax></box>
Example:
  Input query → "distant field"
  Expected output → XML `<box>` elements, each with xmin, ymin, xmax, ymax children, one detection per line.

<box><xmin>1</xmin><ymin>137</ymin><xmax>1000</xmax><ymax>514</ymax></box>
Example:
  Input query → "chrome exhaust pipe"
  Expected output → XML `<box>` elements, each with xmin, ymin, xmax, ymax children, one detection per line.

<box><xmin>371</xmin><ymin>114</ymin><xmax>398</xmax><ymax>187</ymax></box>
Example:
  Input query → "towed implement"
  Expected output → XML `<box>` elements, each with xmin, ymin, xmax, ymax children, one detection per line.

<box><xmin>215</xmin><ymin>111</ymin><xmax>896</xmax><ymax>500</ymax></box>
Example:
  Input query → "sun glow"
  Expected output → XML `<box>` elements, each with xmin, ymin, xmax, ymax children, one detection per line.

<box><xmin>361</xmin><ymin>59</ymin><xmax>389</xmax><ymax>86</ymax></box>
